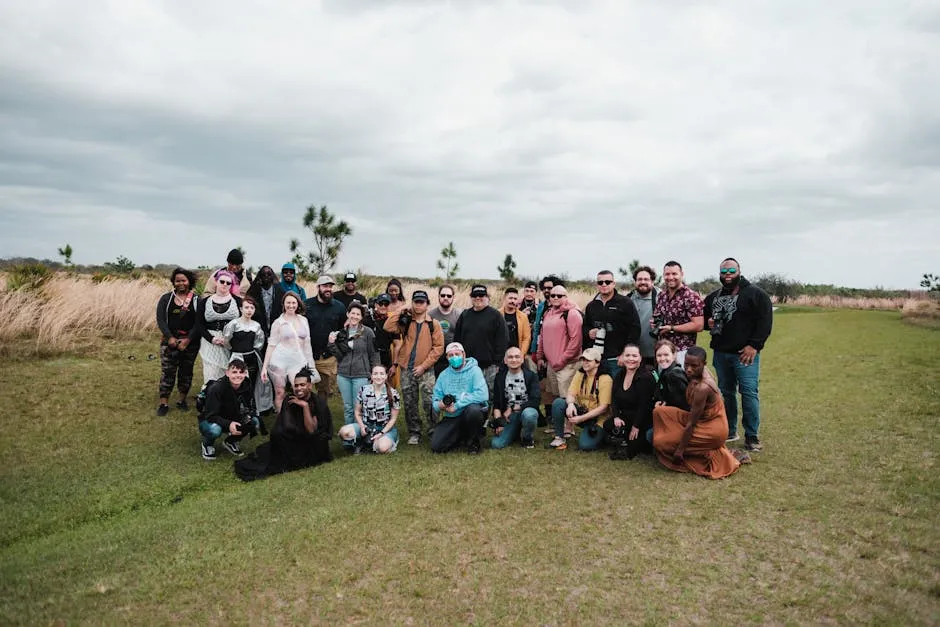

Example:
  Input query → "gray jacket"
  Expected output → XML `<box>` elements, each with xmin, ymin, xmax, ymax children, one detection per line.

<box><xmin>332</xmin><ymin>326</ymin><xmax>379</xmax><ymax>378</ymax></box>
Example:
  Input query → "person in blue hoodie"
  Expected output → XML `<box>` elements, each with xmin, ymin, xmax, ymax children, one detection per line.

<box><xmin>430</xmin><ymin>342</ymin><xmax>489</xmax><ymax>454</ymax></box>
<box><xmin>279</xmin><ymin>263</ymin><xmax>308</xmax><ymax>302</ymax></box>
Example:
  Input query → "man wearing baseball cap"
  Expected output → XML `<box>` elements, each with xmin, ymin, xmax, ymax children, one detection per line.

<box><xmin>453</xmin><ymin>284</ymin><xmax>509</xmax><ymax>405</ymax></box>
<box><xmin>335</xmin><ymin>272</ymin><xmax>367</xmax><ymax>309</ymax></box>
<box><xmin>383</xmin><ymin>289</ymin><xmax>444</xmax><ymax>444</ymax></box>
<box><xmin>304</xmin><ymin>275</ymin><xmax>348</xmax><ymax>402</ymax></box>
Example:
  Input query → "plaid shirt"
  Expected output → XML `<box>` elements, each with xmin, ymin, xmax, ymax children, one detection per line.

<box><xmin>652</xmin><ymin>285</ymin><xmax>704</xmax><ymax>351</ymax></box>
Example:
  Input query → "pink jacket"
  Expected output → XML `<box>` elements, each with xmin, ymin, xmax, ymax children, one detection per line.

<box><xmin>536</xmin><ymin>300</ymin><xmax>583</xmax><ymax>370</ymax></box>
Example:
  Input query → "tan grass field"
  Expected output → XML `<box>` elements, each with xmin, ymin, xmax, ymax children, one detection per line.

<box><xmin>0</xmin><ymin>271</ymin><xmax>936</xmax><ymax>356</ymax></box>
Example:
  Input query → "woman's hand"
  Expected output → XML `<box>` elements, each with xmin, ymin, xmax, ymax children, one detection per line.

<box><xmin>613</xmin><ymin>417</ymin><xmax>625</xmax><ymax>429</ymax></box>
<box><xmin>212</xmin><ymin>336</ymin><xmax>225</xmax><ymax>346</ymax></box>
<box><xmin>655</xmin><ymin>401</ymin><xmax>665</xmax><ymax>407</ymax></box>
<box><xmin>629</xmin><ymin>426</ymin><xmax>639</xmax><ymax>441</ymax></box>
<box><xmin>328</xmin><ymin>331</ymin><xmax>338</xmax><ymax>344</ymax></box>
<box><xmin>261</xmin><ymin>367</ymin><xmax>269</xmax><ymax>383</ymax></box>
<box><xmin>565</xmin><ymin>402</ymin><xmax>577</xmax><ymax>419</ymax></box>
<box><xmin>168</xmin><ymin>337</ymin><xmax>178</xmax><ymax>349</ymax></box>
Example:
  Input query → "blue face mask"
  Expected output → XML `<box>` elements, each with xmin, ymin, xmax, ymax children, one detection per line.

<box><xmin>448</xmin><ymin>355</ymin><xmax>464</xmax><ymax>369</ymax></box>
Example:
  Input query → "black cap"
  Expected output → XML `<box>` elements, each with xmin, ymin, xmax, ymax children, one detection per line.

<box><xmin>344</xmin><ymin>272</ymin><xmax>356</xmax><ymax>282</ymax></box>
<box><xmin>470</xmin><ymin>284</ymin><xmax>488</xmax><ymax>297</ymax></box>
<box><xmin>375</xmin><ymin>293</ymin><xmax>392</xmax><ymax>304</ymax></box>
<box><xmin>227</xmin><ymin>248</ymin><xmax>244</xmax><ymax>265</ymax></box>
<box><xmin>412</xmin><ymin>290</ymin><xmax>429</xmax><ymax>303</ymax></box>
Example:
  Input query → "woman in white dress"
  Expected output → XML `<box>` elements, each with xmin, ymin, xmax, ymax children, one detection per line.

<box><xmin>196</xmin><ymin>270</ymin><xmax>242</xmax><ymax>383</ymax></box>
<box><xmin>261</xmin><ymin>292</ymin><xmax>319</xmax><ymax>412</ymax></box>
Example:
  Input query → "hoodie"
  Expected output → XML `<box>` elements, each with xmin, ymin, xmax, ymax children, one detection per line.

<box><xmin>432</xmin><ymin>356</ymin><xmax>489</xmax><ymax>418</ymax></box>
<box><xmin>703</xmin><ymin>277</ymin><xmax>773</xmax><ymax>353</ymax></box>
<box><xmin>536</xmin><ymin>299</ymin><xmax>583</xmax><ymax>370</ymax></box>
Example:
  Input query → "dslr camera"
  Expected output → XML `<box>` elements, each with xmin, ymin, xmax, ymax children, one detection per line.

<box><xmin>330</xmin><ymin>328</ymin><xmax>352</xmax><ymax>358</ymax></box>
<box><xmin>710</xmin><ymin>318</ymin><xmax>724</xmax><ymax>336</ymax></box>
<box><xmin>398</xmin><ymin>309</ymin><xmax>413</xmax><ymax>330</ymax></box>
<box><xmin>649</xmin><ymin>314</ymin><xmax>665</xmax><ymax>338</ymax></box>
<box><xmin>442</xmin><ymin>394</ymin><xmax>456</xmax><ymax>407</ymax></box>
<box><xmin>237</xmin><ymin>406</ymin><xmax>258</xmax><ymax>438</ymax></box>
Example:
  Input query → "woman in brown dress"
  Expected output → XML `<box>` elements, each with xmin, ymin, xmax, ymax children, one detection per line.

<box><xmin>652</xmin><ymin>346</ymin><xmax>750</xmax><ymax>478</ymax></box>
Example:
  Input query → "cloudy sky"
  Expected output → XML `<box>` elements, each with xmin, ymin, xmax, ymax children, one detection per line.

<box><xmin>1</xmin><ymin>1</ymin><xmax>938</xmax><ymax>288</ymax></box>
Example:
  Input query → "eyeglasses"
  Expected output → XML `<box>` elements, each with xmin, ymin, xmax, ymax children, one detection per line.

<box><xmin>597</xmin><ymin>280</ymin><xmax>614</xmax><ymax>285</ymax></box>
<box><xmin>720</xmin><ymin>268</ymin><xmax>738</xmax><ymax>275</ymax></box>
<box><xmin>218</xmin><ymin>279</ymin><xmax>232</xmax><ymax>285</ymax></box>
<box><xmin>549</xmin><ymin>293</ymin><xmax>565</xmax><ymax>299</ymax></box>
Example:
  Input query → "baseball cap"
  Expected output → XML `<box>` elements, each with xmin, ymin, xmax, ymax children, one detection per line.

<box><xmin>344</xmin><ymin>272</ymin><xmax>357</xmax><ymax>282</ymax></box>
<box><xmin>375</xmin><ymin>293</ymin><xmax>392</xmax><ymax>305</ymax></box>
<box><xmin>412</xmin><ymin>290</ymin><xmax>429</xmax><ymax>303</ymax></box>
<box><xmin>470</xmin><ymin>284</ymin><xmax>488</xmax><ymax>297</ymax></box>
<box><xmin>580</xmin><ymin>347</ymin><xmax>603</xmax><ymax>362</ymax></box>
<box><xmin>316</xmin><ymin>275</ymin><xmax>335</xmax><ymax>286</ymax></box>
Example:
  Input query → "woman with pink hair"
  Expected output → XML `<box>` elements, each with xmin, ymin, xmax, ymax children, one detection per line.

<box><xmin>196</xmin><ymin>269</ymin><xmax>242</xmax><ymax>383</ymax></box>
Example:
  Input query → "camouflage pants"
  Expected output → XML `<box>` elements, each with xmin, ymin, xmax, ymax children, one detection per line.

<box><xmin>159</xmin><ymin>343</ymin><xmax>198</xmax><ymax>398</ymax></box>
<box><xmin>400</xmin><ymin>368</ymin><xmax>436</xmax><ymax>437</ymax></box>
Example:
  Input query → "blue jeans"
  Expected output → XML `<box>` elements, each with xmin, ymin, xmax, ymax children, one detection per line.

<box><xmin>198</xmin><ymin>419</ymin><xmax>255</xmax><ymax>446</ymax></box>
<box><xmin>337</xmin><ymin>375</ymin><xmax>369</xmax><ymax>425</ymax></box>
<box><xmin>490</xmin><ymin>407</ymin><xmax>539</xmax><ymax>448</ymax></box>
<box><xmin>550</xmin><ymin>398</ymin><xmax>606</xmax><ymax>450</ymax></box>
<box><xmin>712</xmin><ymin>350</ymin><xmax>761</xmax><ymax>438</ymax></box>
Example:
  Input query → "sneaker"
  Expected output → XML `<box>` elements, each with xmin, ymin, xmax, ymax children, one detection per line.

<box><xmin>223</xmin><ymin>437</ymin><xmax>243</xmax><ymax>457</ymax></box>
<box><xmin>201</xmin><ymin>442</ymin><xmax>217</xmax><ymax>460</ymax></box>
<box><xmin>543</xmin><ymin>427</ymin><xmax>554</xmax><ymax>435</ymax></box>
<box><xmin>407</xmin><ymin>434</ymin><xmax>420</xmax><ymax>445</ymax></box>
<box><xmin>175</xmin><ymin>399</ymin><xmax>189</xmax><ymax>411</ymax></box>
<box><xmin>520</xmin><ymin>438</ymin><xmax>535</xmax><ymax>449</ymax></box>
<box><xmin>726</xmin><ymin>433</ymin><xmax>740</xmax><ymax>443</ymax></box>
<box><xmin>548</xmin><ymin>437</ymin><xmax>567</xmax><ymax>450</ymax></box>
<box><xmin>744</xmin><ymin>436</ymin><xmax>763</xmax><ymax>452</ymax></box>
<box><xmin>466</xmin><ymin>442</ymin><xmax>482</xmax><ymax>455</ymax></box>
<box><xmin>156</xmin><ymin>404</ymin><xmax>169</xmax><ymax>417</ymax></box>
<box><xmin>732</xmin><ymin>448</ymin><xmax>753</xmax><ymax>464</ymax></box>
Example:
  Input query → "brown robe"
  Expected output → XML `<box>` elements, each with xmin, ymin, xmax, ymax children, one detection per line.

<box><xmin>652</xmin><ymin>377</ymin><xmax>741</xmax><ymax>479</ymax></box>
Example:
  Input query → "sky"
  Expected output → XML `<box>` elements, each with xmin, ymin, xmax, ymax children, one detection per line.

<box><xmin>1</xmin><ymin>0</ymin><xmax>938</xmax><ymax>289</ymax></box>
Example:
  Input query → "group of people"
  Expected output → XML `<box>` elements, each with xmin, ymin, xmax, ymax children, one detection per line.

<box><xmin>156</xmin><ymin>248</ymin><xmax>773</xmax><ymax>480</ymax></box>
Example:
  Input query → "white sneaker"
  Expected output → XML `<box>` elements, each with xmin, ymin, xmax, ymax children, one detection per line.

<box><xmin>201</xmin><ymin>442</ymin><xmax>217</xmax><ymax>460</ymax></box>
<box><xmin>548</xmin><ymin>436</ymin><xmax>566</xmax><ymax>448</ymax></box>
<box><xmin>407</xmin><ymin>435</ymin><xmax>420</xmax><ymax>445</ymax></box>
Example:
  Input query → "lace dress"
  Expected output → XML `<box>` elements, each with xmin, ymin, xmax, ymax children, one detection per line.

<box><xmin>267</xmin><ymin>315</ymin><xmax>319</xmax><ymax>389</ymax></box>
<box><xmin>198</xmin><ymin>297</ymin><xmax>240</xmax><ymax>383</ymax></box>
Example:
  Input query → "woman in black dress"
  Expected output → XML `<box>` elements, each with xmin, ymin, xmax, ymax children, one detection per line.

<box><xmin>607</xmin><ymin>344</ymin><xmax>656</xmax><ymax>460</ymax></box>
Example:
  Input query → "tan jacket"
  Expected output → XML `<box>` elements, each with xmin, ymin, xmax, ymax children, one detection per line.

<box><xmin>497</xmin><ymin>306</ymin><xmax>532</xmax><ymax>353</ymax></box>
<box><xmin>383</xmin><ymin>310</ymin><xmax>445</xmax><ymax>371</ymax></box>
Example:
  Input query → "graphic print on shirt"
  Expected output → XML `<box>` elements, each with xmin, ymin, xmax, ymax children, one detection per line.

<box><xmin>711</xmin><ymin>294</ymin><xmax>739</xmax><ymax>324</ymax></box>
<box><xmin>504</xmin><ymin>372</ymin><xmax>529</xmax><ymax>406</ymax></box>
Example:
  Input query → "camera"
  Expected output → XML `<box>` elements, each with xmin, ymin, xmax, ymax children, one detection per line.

<box><xmin>237</xmin><ymin>406</ymin><xmax>258</xmax><ymax>438</ymax></box>
<box><xmin>442</xmin><ymin>394</ymin><xmax>456</xmax><ymax>407</ymax></box>
<box><xmin>710</xmin><ymin>319</ymin><xmax>724</xmax><ymax>336</ymax></box>
<box><xmin>329</xmin><ymin>328</ymin><xmax>352</xmax><ymax>358</ymax></box>
<box><xmin>489</xmin><ymin>416</ymin><xmax>507</xmax><ymax>431</ymax></box>
<box><xmin>649</xmin><ymin>314</ymin><xmax>665</xmax><ymax>338</ymax></box>
<box><xmin>398</xmin><ymin>309</ymin><xmax>413</xmax><ymax>329</ymax></box>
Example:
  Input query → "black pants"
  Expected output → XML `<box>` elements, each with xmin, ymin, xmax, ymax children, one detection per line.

<box><xmin>430</xmin><ymin>404</ymin><xmax>486</xmax><ymax>453</ymax></box>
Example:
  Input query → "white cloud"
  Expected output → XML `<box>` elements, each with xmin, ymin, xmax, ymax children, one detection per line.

<box><xmin>0</xmin><ymin>0</ymin><xmax>938</xmax><ymax>287</ymax></box>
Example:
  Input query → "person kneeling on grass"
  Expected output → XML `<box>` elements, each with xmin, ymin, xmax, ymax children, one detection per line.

<box><xmin>197</xmin><ymin>358</ymin><xmax>259</xmax><ymax>460</ymax></box>
<box><xmin>547</xmin><ymin>348</ymin><xmax>612</xmax><ymax>451</ymax></box>
<box><xmin>490</xmin><ymin>347</ymin><xmax>541</xmax><ymax>449</ymax></box>
<box><xmin>234</xmin><ymin>367</ymin><xmax>333</xmax><ymax>480</ymax></box>
<box><xmin>430</xmin><ymin>342</ymin><xmax>489</xmax><ymax>454</ymax></box>
<box><xmin>338</xmin><ymin>365</ymin><xmax>401</xmax><ymax>454</ymax></box>
<box><xmin>651</xmin><ymin>346</ymin><xmax>750</xmax><ymax>479</ymax></box>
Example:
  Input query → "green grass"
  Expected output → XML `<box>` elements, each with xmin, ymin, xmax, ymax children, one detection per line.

<box><xmin>1</xmin><ymin>310</ymin><xmax>938</xmax><ymax>624</ymax></box>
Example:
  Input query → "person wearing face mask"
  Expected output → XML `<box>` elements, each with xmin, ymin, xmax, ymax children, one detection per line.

<box><xmin>246</xmin><ymin>265</ymin><xmax>284</xmax><ymax>337</ymax></box>
<box><xmin>703</xmin><ymin>257</ymin><xmax>773</xmax><ymax>452</ymax></box>
<box><xmin>430</xmin><ymin>343</ymin><xmax>489</xmax><ymax>454</ymax></box>
<box><xmin>329</xmin><ymin>302</ymin><xmax>379</xmax><ymax>428</ymax></box>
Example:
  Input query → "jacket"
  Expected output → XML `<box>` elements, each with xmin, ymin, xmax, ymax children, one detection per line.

<box><xmin>536</xmin><ymin>300</ymin><xmax>583</xmax><ymax>370</ymax></box>
<box><xmin>156</xmin><ymin>291</ymin><xmax>199</xmax><ymax>344</ymax></box>
<box><xmin>432</xmin><ymin>357</ymin><xmax>489</xmax><ymax>418</ymax></box>
<box><xmin>383</xmin><ymin>311</ymin><xmax>445</xmax><ymax>371</ymax></box>
<box><xmin>703</xmin><ymin>278</ymin><xmax>774</xmax><ymax>353</ymax></box>
<box><xmin>330</xmin><ymin>326</ymin><xmax>379</xmax><ymax>378</ymax></box>
<box><xmin>304</xmin><ymin>297</ymin><xmax>348</xmax><ymax>360</ymax></box>
<box><xmin>201</xmin><ymin>377</ymin><xmax>249</xmax><ymax>431</ymax></box>
<box><xmin>582</xmin><ymin>290</ymin><xmax>641</xmax><ymax>360</ymax></box>
<box><xmin>492</xmin><ymin>365</ymin><xmax>542</xmax><ymax>414</ymax></box>
<box><xmin>529</xmin><ymin>300</ymin><xmax>548</xmax><ymax>354</ymax></box>
<box><xmin>246</xmin><ymin>282</ymin><xmax>285</xmax><ymax>335</ymax></box>
<box><xmin>497</xmin><ymin>306</ymin><xmax>532</xmax><ymax>354</ymax></box>
<box><xmin>279</xmin><ymin>280</ymin><xmax>308</xmax><ymax>302</ymax></box>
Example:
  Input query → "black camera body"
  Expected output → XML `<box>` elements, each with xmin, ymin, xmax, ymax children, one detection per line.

<box><xmin>710</xmin><ymin>319</ymin><xmax>724</xmax><ymax>336</ymax></box>
<box><xmin>490</xmin><ymin>416</ymin><xmax>507</xmax><ymax>431</ymax></box>
<box><xmin>442</xmin><ymin>394</ymin><xmax>456</xmax><ymax>407</ymax></box>
<box><xmin>330</xmin><ymin>328</ymin><xmax>352</xmax><ymax>358</ymax></box>
<box><xmin>398</xmin><ymin>310</ymin><xmax>413</xmax><ymax>330</ymax></box>
<box><xmin>650</xmin><ymin>314</ymin><xmax>665</xmax><ymax>338</ymax></box>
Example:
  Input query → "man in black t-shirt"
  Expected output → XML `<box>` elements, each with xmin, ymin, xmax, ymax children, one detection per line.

<box><xmin>335</xmin><ymin>272</ymin><xmax>367</xmax><ymax>309</ymax></box>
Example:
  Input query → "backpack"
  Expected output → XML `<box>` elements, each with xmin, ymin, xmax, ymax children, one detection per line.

<box><xmin>195</xmin><ymin>378</ymin><xmax>218</xmax><ymax>416</ymax></box>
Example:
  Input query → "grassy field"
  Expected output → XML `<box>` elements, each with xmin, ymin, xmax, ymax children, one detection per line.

<box><xmin>0</xmin><ymin>308</ymin><xmax>938</xmax><ymax>624</ymax></box>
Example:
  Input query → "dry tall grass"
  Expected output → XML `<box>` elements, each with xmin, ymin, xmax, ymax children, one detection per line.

<box><xmin>787</xmin><ymin>294</ymin><xmax>914</xmax><ymax>310</ymax></box>
<box><xmin>900</xmin><ymin>298</ymin><xmax>940</xmax><ymax>328</ymax></box>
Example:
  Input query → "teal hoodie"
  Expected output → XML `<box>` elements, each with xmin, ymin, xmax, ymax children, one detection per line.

<box><xmin>432</xmin><ymin>356</ymin><xmax>489</xmax><ymax>418</ymax></box>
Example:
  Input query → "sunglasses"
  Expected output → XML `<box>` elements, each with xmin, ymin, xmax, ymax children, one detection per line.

<box><xmin>720</xmin><ymin>268</ymin><xmax>738</xmax><ymax>275</ymax></box>
<box><xmin>217</xmin><ymin>279</ymin><xmax>232</xmax><ymax>285</ymax></box>
<box><xmin>440</xmin><ymin>294</ymin><xmax>454</xmax><ymax>298</ymax></box>
<box><xmin>596</xmin><ymin>280</ymin><xmax>614</xmax><ymax>285</ymax></box>
<box><xmin>549</xmin><ymin>293</ymin><xmax>565</xmax><ymax>299</ymax></box>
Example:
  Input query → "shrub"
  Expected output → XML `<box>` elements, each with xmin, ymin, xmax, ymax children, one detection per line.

<box><xmin>6</xmin><ymin>264</ymin><xmax>51</xmax><ymax>292</ymax></box>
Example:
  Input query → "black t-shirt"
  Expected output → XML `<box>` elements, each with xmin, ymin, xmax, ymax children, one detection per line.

<box><xmin>504</xmin><ymin>312</ymin><xmax>519</xmax><ymax>350</ymax></box>
<box><xmin>168</xmin><ymin>299</ymin><xmax>196</xmax><ymax>338</ymax></box>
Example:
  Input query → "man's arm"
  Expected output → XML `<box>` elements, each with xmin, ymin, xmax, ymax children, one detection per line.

<box><xmin>419</xmin><ymin>324</ymin><xmax>445</xmax><ymax>371</ymax></box>
<box><xmin>623</xmin><ymin>297</ymin><xmax>641</xmax><ymax>345</ymax></box>
<box><xmin>675</xmin><ymin>382</ymin><xmax>709</xmax><ymax>459</ymax></box>
<box><xmin>581</xmin><ymin>302</ymin><xmax>595</xmax><ymax>347</ymax></box>
<box><xmin>518</xmin><ymin>314</ymin><xmax>531</xmax><ymax>354</ymax></box>
<box><xmin>455</xmin><ymin>367</ymin><xmax>489</xmax><ymax>411</ymax></box>
<box><xmin>492</xmin><ymin>310</ymin><xmax>509</xmax><ymax>359</ymax></box>
<box><xmin>203</xmin><ymin>385</ymin><xmax>234</xmax><ymax>432</ymax></box>
<box><xmin>747</xmin><ymin>288</ymin><xmax>774</xmax><ymax>351</ymax></box>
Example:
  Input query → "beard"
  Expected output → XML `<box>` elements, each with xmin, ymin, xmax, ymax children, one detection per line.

<box><xmin>721</xmin><ymin>275</ymin><xmax>742</xmax><ymax>293</ymax></box>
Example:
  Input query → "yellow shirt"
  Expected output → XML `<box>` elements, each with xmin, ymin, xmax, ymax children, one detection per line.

<box><xmin>567</xmin><ymin>371</ymin><xmax>612</xmax><ymax>425</ymax></box>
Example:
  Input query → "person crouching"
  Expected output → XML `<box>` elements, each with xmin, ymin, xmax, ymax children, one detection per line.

<box><xmin>430</xmin><ymin>342</ymin><xmax>489</xmax><ymax>454</ymax></box>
